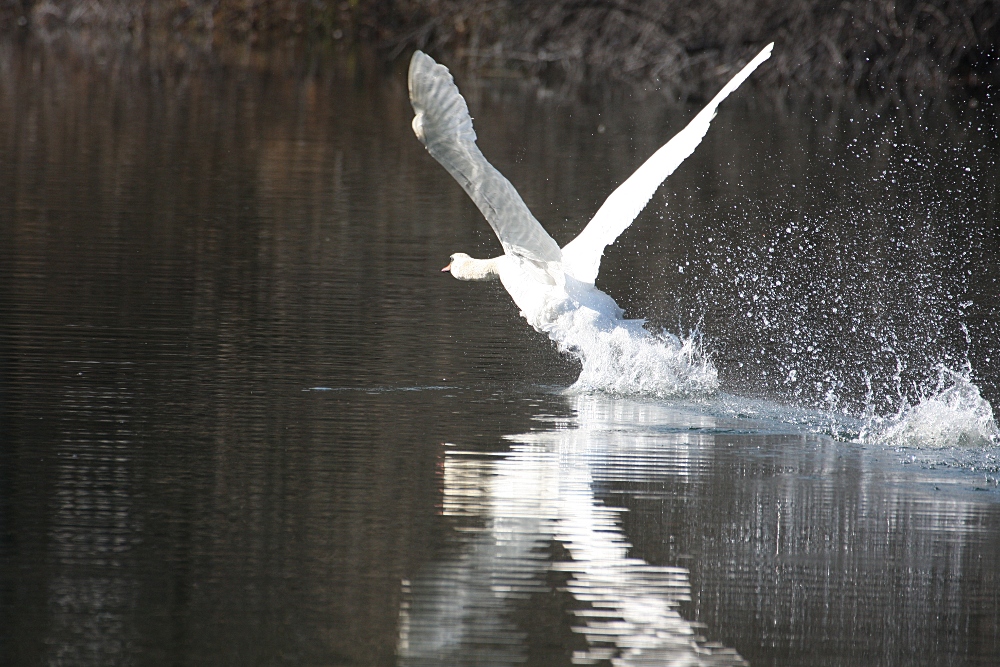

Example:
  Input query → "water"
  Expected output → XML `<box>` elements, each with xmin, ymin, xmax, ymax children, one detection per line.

<box><xmin>0</xmin><ymin>41</ymin><xmax>998</xmax><ymax>665</ymax></box>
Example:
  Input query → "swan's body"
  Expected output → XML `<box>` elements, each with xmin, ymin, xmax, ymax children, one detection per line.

<box><xmin>444</xmin><ymin>252</ymin><xmax>623</xmax><ymax>331</ymax></box>
<box><xmin>409</xmin><ymin>45</ymin><xmax>772</xmax><ymax>394</ymax></box>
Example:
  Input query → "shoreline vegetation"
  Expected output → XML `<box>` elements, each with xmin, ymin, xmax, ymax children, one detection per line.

<box><xmin>3</xmin><ymin>1</ymin><xmax>997</xmax><ymax>101</ymax></box>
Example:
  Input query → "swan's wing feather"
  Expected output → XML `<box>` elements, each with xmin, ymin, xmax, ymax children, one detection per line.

<box><xmin>408</xmin><ymin>51</ymin><xmax>562</xmax><ymax>268</ymax></box>
<box><xmin>562</xmin><ymin>43</ymin><xmax>773</xmax><ymax>284</ymax></box>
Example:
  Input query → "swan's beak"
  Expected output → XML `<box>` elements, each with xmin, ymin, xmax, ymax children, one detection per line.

<box><xmin>441</xmin><ymin>263</ymin><xmax>451</xmax><ymax>272</ymax></box>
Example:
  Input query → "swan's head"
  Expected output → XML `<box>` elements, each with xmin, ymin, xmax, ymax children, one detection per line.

<box><xmin>411</xmin><ymin>111</ymin><xmax>425</xmax><ymax>143</ymax></box>
<box><xmin>441</xmin><ymin>253</ymin><xmax>499</xmax><ymax>281</ymax></box>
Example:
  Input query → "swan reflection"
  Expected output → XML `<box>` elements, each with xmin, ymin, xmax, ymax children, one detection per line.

<box><xmin>398</xmin><ymin>396</ymin><xmax>745</xmax><ymax>666</ymax></box>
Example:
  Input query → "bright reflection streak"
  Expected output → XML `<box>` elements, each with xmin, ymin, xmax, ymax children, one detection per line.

<box><xmin>398</xmin><ymin>396</ymin><xmax>746</xmax><ymax>666</ymax></box>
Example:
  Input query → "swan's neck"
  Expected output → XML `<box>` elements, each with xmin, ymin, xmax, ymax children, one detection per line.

<box><xmin>451</xmin><ymin>255</ymin><xmax>502</xmax><ymax>281</ymax></box>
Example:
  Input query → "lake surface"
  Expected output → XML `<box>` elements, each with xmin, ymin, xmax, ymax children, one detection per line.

<box><xmin>1</xmin><ymin>41</ymin><xmax>998</xmax><ymax>666</ymax></box>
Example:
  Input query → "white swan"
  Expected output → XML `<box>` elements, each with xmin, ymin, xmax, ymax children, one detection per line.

<box><xmin>409</xmin><ymin>45</ymin><xmax>772</xmax><ymax>395</ymax></box>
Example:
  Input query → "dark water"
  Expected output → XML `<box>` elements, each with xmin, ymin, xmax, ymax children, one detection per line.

<box><xmin>1</xmin><ymin>42</ymin><xmax>998</xmax><ymax>666</ymax></box>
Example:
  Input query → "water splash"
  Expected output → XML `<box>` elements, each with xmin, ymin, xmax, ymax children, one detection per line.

<box><xmin>860</xmin><ymin>367</ymin><xmax>1000</xmax><ymax>449</ymax></box>
<box><xmin>631</xmin><ymin>106</ymin><xmax>998</xmax><ymax>427</ymax></box>
<box><xmin>547</xmin><ymin>309</ymin><xmax>718</xmax><ymax>398</ymax></box>
<box><xmin>545</xmin><ymin>303</ymin><xmax>997</xmax><ymax>452</ymax></box>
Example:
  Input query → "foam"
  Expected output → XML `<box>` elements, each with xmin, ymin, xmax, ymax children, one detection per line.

<box><xmin>543</xmin><ymin>308</ymin><xmax>719</xmax><ymax>398</ymax></box>
<box><xmin>860</xmin><ymin>368</ymin><xmax>999</xmax><ymax>449</ymax></box>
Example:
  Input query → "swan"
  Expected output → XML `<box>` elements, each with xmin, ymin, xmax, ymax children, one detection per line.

<box><xmin>409</xmin><ymin>45</ymin><xmax>772</xmax><ymax>394</ymax></box>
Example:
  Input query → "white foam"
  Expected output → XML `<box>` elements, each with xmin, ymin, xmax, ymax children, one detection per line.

<box><xmin>861</xmin><ymin>368</ymin><xmax>1000</xmax><ymax>449</ymax></box>
<box><xmin>543</xmin><ymin>308</ymin><xmax>719</xmax><ymax>398</ymax></box>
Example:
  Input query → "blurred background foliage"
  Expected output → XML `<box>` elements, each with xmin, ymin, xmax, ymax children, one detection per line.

<box><xmin>1</xmin><ymin>0</ymin><xmax>997</xmax><ymax>99</ymax></box>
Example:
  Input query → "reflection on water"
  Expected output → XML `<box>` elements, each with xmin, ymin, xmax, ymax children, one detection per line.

<box><xmin>401</xmin><ymin>398</ymin><xmax>745</xmax><ymax>666</ymax></box>
<box><xmin>0</xmin><ymin>39</ymin><xmax>998</xmax><ymax>666</ymax></box>
<box><xmin>400</xmin><ymin>397</ymin><xmax>1000</xmax><ymax>666</ymax></box>
<box><xmin>47</xmin><ymin>362</ymin><xmax>141</xmax><ymax>666</ymax></box>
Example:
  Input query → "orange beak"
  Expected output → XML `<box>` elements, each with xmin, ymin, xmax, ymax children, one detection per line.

<box><xmin>441</xmin><ymin>263</ymin><xmax>452</xmax><ymax>272</ymax></box>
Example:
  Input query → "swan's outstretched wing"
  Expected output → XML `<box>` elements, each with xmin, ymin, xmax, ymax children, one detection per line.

<box><xmin>561</xmin><ymin>43</ymin><xmax>773</xmax><ymax>284</ymax></box>
<box><xmin>408</xmin><ymin>51</ymin><xmax>563</xmax><ymax>271</ymax></box>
